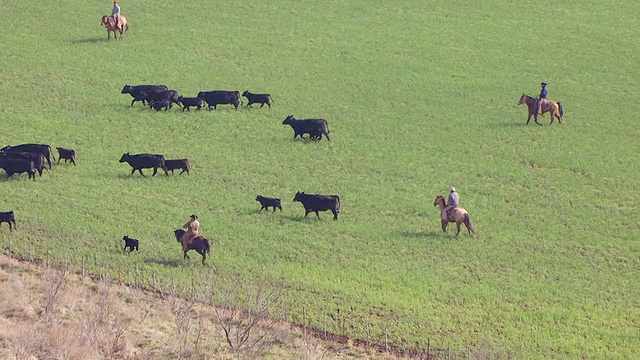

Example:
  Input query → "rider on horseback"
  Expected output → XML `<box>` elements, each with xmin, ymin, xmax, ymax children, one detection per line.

<box><xmin>537</xmin><ymin>82</ymin><xmax>548</xmax><ymax>115</ymax></box>
<box><xmin>111</xmin><ymin>1</ymin><xmax>122</xmax><ymax>30</ymax></box>
<box><xmin>182</xmin><ymin>214</ymin><xmax>200</xmax><ymax>252</ymax></box>
<box><xmin>444</xmin><ymin>186</ymin><xmax>459</xmax><ymax>220</ymax></box>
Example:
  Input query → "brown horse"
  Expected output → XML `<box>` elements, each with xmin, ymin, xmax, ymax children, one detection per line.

<box><xmin>100</xmin><ymin>15</ymin><xmax>129</xmax><ymax>40</ymax></box>
<box><xmin>433</xmin><ymin>195</ymin><xmax>475</xmax><ymax>236</ymax></box>
<box><xmin>517</xmin><ymin>93</ymin><xmax>564</xmax><ymax>125</ymax></box>
<box><xmin>174</xmin><ymin>229</ymin><xmax>212</xmax><ymax>265</ymax></box>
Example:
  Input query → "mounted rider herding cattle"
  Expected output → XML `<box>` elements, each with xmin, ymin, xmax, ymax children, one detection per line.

<box><xmin>101</xmin><ymin>1</ymin><xmax>129</xmax><ymax>39</ymax></box>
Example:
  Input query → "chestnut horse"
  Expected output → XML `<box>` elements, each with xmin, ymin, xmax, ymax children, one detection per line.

<box><xmin>100</xmin><ymin>15</ymin><xmax>129</xmax><ymax>40</ymax></box>
<box><xmin>174</xmin><ymin>229</ymin><xmax>212</xmax><ymax>265</ymax></box>
<box><xmin>433</xmin><ymin>195</ymin><xmax>475</xmax><ymax>236</ymax></box>
<box><xmin>517</xmin><ymin>94</ymin><xmax>564</xmax><ymax>125</ymax></box>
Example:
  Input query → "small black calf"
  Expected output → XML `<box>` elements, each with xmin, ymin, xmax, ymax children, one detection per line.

<box><xmin>256</xmin><ymin>195</ymin><xmax>282</xmax><ymax>212</ymax></box>
<box><xmin>150</xmin><ymin>99</ymin><xmax>172</xmax><ymax>111</ymax></box>
<box><xmin>0</xmin><ymin>211</ymin><xmax>16</xmax><ymax>231</ymax></box>
<box><xmin>122</xmin><ymin>235</ymin><xmax>139</xmax><ymax>252</ymax></box>
<box><xmin>165</xmin><ymin>159</ymin><xmax>190</xmax><ymax>175</ymax></box>
<box><xmin>56</xmin><ymin>147</ymin><xmax>76</xmax><ymax>165</ymax></box>
<box><xmin>242</xmin><ymin>91</ymin><xmax>273</xmax><ymax>108</ymax></box>
<box><xmin>178</xmin><ymin>96</ymin><xmax>203</xmax><ymax>111</ymax></box>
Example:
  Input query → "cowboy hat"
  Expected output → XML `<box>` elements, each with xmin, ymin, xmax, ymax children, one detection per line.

<box><xmin>541</xmin><ymin>82</ymin><xmax>547</xmax><ymax>86</ymax></box>
<box><xmin>450</xmin><ymin>186</ymin><xmax>456</xmax><ymax>192</ymax></box>
<box><xmin>190</xmin><ymin>214</ymin><xmax>198</xmax><ymax>219</ymax></box>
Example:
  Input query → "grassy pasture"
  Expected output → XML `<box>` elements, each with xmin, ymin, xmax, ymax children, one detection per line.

<box><xmin>0</xmin><ymin>0</ymin><xmax>638</xmax><ymax>357</ymax></box>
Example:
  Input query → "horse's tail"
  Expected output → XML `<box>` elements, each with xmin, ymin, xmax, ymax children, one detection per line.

<box><xmin>205</xmin><ymin>239</ymin><xmax>212</xmax><ymax>256</ymax></box>
<box><xmin>465</xmin><ymin>213</ymin><xmax>475</xmax><ymax>234</ymax></box>
<box><xmin>558</xmin><ymin>102</ymin><xmax>564</xmax><ymax>118</ymax></box>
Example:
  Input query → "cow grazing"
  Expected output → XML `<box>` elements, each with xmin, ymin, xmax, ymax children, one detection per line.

<box><xmin>0</xmin><ymin>211</ymin><xmax>16</xmax><ymax>231</ymax></box>
<box><xmin>0</xmin><ymin>158</ymin><xmax>36</xmax><ymax>180</ymax></box>
<box><xmin>0</xmin><ymin>152</ymin><xmax>46</xmax><ymax>176</ymax></box>
<box><xmin>56</xmin><ymin>147</ymin><xmax>76</xmax><ymax>165</ymax></box>
<box><xmin>1</xmin><ymin>143</ymin><xmax>55</xmax><ymax>168</ymax></box>
<box><xmin>119</xmin><ymin>153</ymin><xmax>169</xmax><ymax>176</ymax></box>
<box><xmin>197</xmin><ymin>90</ymin><xmax>240</xmax><ymax>110</ymax></box>
<box><xmin>282</xmin><ymin>115</ymin><xmax>330</xmax><ymax>141</ymax></box>
<box><xmin>177</xmin><ymin>96</ymin><xmax>203</xmax><ymax>111</ymax></box>
<box><xmin>122</xmin><ymin>235</ymin><xmax>139</xmax><ymax>252</ymax></box>
<box><xmin>165</xmin><ymin>159</ymin><xmax>190</xmax><ymax>175</ymax></box>
<box><xmin>256</xmin><ymin>195</ymin><xmax>282</xmax><ymax>212</ymax></box>
<box><xmin>121</xmin><ymin>84</ymin><xmax>168</xmax><ymax>106</ymax></box>
<box><xmin>242</xmin><ymin>91</ymin><xmax>273</xmax><ymax>108</ymax></box>
<box><xmin>293</xmin><ymin>191</ymin><xmax>340</xmax><ymax>220</ymax></box>
<box><xmin>150</xmin><ymin>99</ymin><xmax>172</xmax><ymax>111</ymax></box>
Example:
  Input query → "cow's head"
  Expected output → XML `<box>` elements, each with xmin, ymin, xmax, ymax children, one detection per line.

<box><xmin>242</xmin><ymin>90</ymin><xmax>249</xmax><ymax>97</ymax></box>
<box><xmin>282</xmin><ymin>115</ymin><xmax>295</xmax><ymax>125</ymax></box>
<box><xmin>121</xmin><ymin>84</ymin><xmax>131</xmax><ymax>94</ymax></box>
<box><xmin>118</xmin><ymin>153</ymin><xmax>129</xmax><ymax>162</ymax></box>
<box><xmin>293</xmin><ymin>191</ymin><xmax>305</xmax><ymax>202</ymax></box>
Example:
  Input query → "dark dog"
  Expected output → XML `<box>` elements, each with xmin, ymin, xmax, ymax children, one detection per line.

<box><xmin>122</xmin><ymin>235</ymin><xmax>139</xmax><ymax>252</ymax></box>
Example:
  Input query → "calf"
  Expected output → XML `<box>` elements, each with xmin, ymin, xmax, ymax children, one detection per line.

<box><xmin>119</xmin><ymin>153</ymin><xmax>169</xmax><ymax>177</ymax></box>
<box><xmin>165</xmin><ymin>159</ymin><xmax>190</xmax><ymax>175</ymax></box>
<box><xmin>293</xmin><ymin>191</ymin><xmax>340</xmax><ymax>220</ymax></box>
<box><xmin>1</xmin><ymin>143</ymin><xmax>55</xmax><ymax>168</ymax></box>
<box><xmin>282</xmin><ymin>115</ymin><xmax>330</xmax><ymax>141</ymax></box>
<box><xmin>122</xmin><ymin>235</ymin><xmax>139</xmax><ymax>252</ymax></box>
<box><xmin>0</xmin><ymin>158</ymin><xmax>36</xmax><ymax>180</ymax></box>
<box><xmin>121</xmin><ymin>84</ymin><xmax>168</xmax><ymax>106</ymax></box>
<box><xmin>56</xmin><ymin>147</ymin><xmax>76</xmax><ymax>165</ymax></box>
<box><xmin>0</xmin><ymin>211</ymin><xmax>16</xmax><ymax>231</ymax></box>
<box><xmin>177</xmin><ymin>96</ymin><xmax>203</xmax><ymax>111</ymax></box>
<box><xmin>0</xmin><ymin>152</ymin><xmax>46</xmax><ymax>176</ymax></box>
<box><xmin>256</xmin><ymin>195</ymin><xmax>282</xmax><ymax>212</ymax></box>
<box><xmin>145</xmin><ymin>89</ymin><xmax>181</xmax><ymax>108</ymax></box>
<box><xmin>150</xmin><ymin>99</ymin><xmax>172</xmax><ymax>111</ymax></box>
<box><xmin>197</xmin><ymin>90</ymin><xmax>240</xmax><ymax>110</ymax></box>
<box><xmin>242</xmin><ymin>91</ymin><xmax>273</xmax><ymax>108</ymax></box>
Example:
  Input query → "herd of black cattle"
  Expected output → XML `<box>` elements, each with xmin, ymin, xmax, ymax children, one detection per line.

<box><xmin>0</xmin><ymin>84</ymin><xmax>341</xmax><ymax>249</ymax></box>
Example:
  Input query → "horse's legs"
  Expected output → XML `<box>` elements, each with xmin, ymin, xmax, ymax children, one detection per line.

<box><xmin>534</xmin><ymin>113</ymin><xmax>542</xmax><ymax>125</ymax></box>
<box><xmin>455</xmin><ymin>222</ymin><xmax>461</xmax><ymax>236</ymax></box>
<box><xmin>441</xmin><ymin>220</ymin><xmax>447</xmax><ymax>232</ymax></box>
<box><xmin>526</xmin><ymin>113</ymin><xmax>532</xmax><ymax>125</ymax></box>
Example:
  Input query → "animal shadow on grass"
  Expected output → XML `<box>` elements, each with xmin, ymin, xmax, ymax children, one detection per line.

<box><xmin>70</xmin><ymin>37</ymin><xmax>107</xmax><ymax>44</ymax></box>
<box><xmin>144</xmin><ymin>258</ymin><xmax>183</xmax><ymax>267</ymax></box>
<box><xmin>399</xmin><ymin>230</ymin><xmax>444</xmax><ymax>239</ymax></box>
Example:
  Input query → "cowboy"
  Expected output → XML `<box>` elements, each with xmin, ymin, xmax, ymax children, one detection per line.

<box><xmin>111</xmin><ymin>1</ymin><xmax>121</xmax><ymax>30</ymax></box>
<box><xmin>444</xmin><ymin>186</ymin><xmax>459</xmax><ymax>220</ymax></box>
<box><xmin>537</xmin><ymin>82</ymin><xmax>548</xmax><ymax>115</ymax></box>
<box><xmin>182</xmin><ymin>214</ymin><xmax>200</xmax><ymax>251</ymax></box>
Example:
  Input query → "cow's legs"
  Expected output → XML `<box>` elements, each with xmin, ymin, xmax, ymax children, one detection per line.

<box><xmin>137</xmin><ymin>169</ymin><xmax>146</xmax><ymax>177</ymax></box>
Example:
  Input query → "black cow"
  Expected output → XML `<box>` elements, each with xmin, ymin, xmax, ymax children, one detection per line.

<box><xmin>145</xmin><ymin>89</ymin><xmax>181</xmax><ymax>108</ymax></box>
<box><xmin>282</xmin><ymin>115</ymin><xmax>330</xmax><ymax>141</ymax></box>
<box><xmin>119</xmin><ymin>153</ymin><xmax>169</xmax><ymax>177</ymax></box>
<box><xmin>177</xmin><ymin>96</ymin><xmax>203</xmax><ymax>111</ymax></box>
<box><xmin>293</xmin><ymin>192</ymin><xmax>340</xmax><ymax>220</ymax></box>
<box><xmin>0</xmin><ymin>152</ymin><xmax>46</xmax><ymax>176</ymax></box>
<box><xmin>0</xmin><ymin>158</ymin><xmax>36</xmax><ymax>180</ymax></box>
<box><xmin>56</xmin><ymin>147</ymin><xmax>76</xmax><ymax>165</ymax></box>
<box><xmin>256</xmin><ymin>195</ymin><xmax>282</xmax><ymax>212</ymax></box>
<box><xmin>165</xmin><ymin>159</ymin><xmax>190</xmax><ymax>175</ymax></box>
<box><xmin>121</xmin><ymin>84</ymin><xmax>168</xmax><ymax>106</ymax></box>
<box><xmin>1</xmin><ymin>143</ymin><xmax>55</xmax><ymax>168</ymax></box>
<box><xmin>242</xmin><ymin>91</ymin><xmax>273</xmax><ymax>108</ymax></box>
<box><xmin>122</xmin><ymin>235</ymin><xmax>139</xmax><ymax>252</ymax></box>
<box><xmin>150</xmin><ymin>99</ymin><xmax>172</xmax><ymax>111</ymax></box>
<box><xmin>0</xmin><ymin>211</ymin><xmax>16</xmax><ymax>231</ymax></box>
<box><xmin>197</xmin><ymin>90</ymin><xmax>240</xmax><ymax>110</ymax></box>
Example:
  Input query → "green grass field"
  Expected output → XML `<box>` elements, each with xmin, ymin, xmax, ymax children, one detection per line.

<box><xmin>1</xmin><ymin>0</ymin><xmax>638</xmax><ymax>357</ymax></box>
